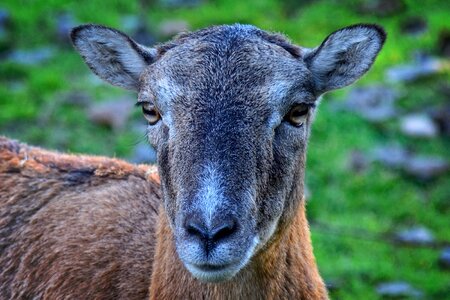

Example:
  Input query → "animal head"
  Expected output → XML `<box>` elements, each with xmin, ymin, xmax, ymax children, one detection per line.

<box><xmin>71</xmin><ymin>23</ymin><xmax>385</xmax><ymax>282</ymax></box>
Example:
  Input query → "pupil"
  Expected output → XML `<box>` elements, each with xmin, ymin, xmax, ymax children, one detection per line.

<box><xmin>143</xmin><ymin>108</ymin><xmax>155</xmax><ymax>115</ymax></box>
<box><xmin>293</xmin><ymin>108</ymin><xmax>307</xmax><ymax>117</ymax></box>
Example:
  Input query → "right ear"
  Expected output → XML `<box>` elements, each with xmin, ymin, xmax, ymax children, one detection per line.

<box><xmin>70</xmin><ymin>24</ymin><xmax>157</xmax><ymax>91</ymax></box>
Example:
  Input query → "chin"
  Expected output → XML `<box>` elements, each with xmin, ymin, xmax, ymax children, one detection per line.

<box><xmin>181</xmin><ymin>236</ymin><xmax>260</xmax><ymax>283</ymax></box>
<box><xmin>185</xmin><ymin>262</ymin><xmax>242</xmax><ymax>282</ymax></box>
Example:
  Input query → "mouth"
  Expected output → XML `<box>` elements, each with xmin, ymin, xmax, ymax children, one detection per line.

<box><xmin>185</xmin><ymin>262</ymin><xmax>241</xmax><ymax>282</ymax></box>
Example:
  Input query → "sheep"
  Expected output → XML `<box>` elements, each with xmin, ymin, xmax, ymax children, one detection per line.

<box><xmin>0</xmin><ymin>23</ymin><xmax>385</xmax><ymax>299</ymax></box>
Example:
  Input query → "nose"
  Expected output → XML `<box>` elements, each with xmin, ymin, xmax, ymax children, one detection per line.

<box><xmin>184</xmin><ymin>214</ymin><xmax>238</xmax><ymax>249</ymax></box>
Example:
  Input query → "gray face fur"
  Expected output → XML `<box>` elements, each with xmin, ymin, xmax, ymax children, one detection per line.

<box><xmin>71</xmin><ymin>23</ymin><xmax>385</xmax><ymax>282</ymax></box>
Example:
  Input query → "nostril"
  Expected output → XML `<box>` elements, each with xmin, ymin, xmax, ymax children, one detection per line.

<box><xmin>184</xmin><ymin>215</ymin><xmax>238</xmax><ymax>244</ymax></box>
<box><xmin>186</xmin><ymin>221</ymin><xmax>207</xmax><ymax>239</ymax></box>
<box><xmin>210</xmin><ymin>220</ymin><xmax>237</xmax><ymax>242</ymax></box>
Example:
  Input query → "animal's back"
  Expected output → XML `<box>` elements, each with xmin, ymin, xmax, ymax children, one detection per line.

<box><xmin>0</xmin><ymin>137</ymin><xmax>161</xmax><ymax>299</ymax></box>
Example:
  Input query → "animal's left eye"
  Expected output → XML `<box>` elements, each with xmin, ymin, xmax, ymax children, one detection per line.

<box><xmin>285</xmin><ymin>104</ymin><xmax>309</xmax><ymax>127</ymax></box>
<box><xmin>141</xmin><ymin>103</ymin><xmax>161</xmax><ymax>125</ymax></box>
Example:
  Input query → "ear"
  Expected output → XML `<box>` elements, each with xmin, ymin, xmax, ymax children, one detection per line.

<box><xmin>70</xmin><ymin>24</ymin><xmax>157</xmax><ymax>91</ymax></box>
<box><xmin>304</xmin><ymin>24</ymin><xmax>386</xmax><ymax>94</ymax></box>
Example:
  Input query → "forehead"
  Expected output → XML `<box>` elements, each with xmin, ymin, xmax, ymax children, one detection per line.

<box><xmin>139</xmin><ymin>25</ymin><xmax>313</xmax><ymax>111</ymax></box>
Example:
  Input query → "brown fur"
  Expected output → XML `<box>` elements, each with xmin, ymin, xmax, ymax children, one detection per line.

<box><xmin>0</xmin><ymin>137</ymin><xmax>160</xmax><ymax>299</ymax></box>
<box><xmin>0</xmin><ymin>136</ymin><xmax>326</xmax><ymax>299</ymax></box>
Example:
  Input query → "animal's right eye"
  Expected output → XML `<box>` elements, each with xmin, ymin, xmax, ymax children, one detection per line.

<box><xmin>141</xmin><ymin>103</ymin><xmax>161</xmax><ymax>125</ymax></box>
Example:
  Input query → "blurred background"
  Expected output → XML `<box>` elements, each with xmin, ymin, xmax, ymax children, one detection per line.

<box><xmin>0</xmin><ymin>0</ymin><xmax>449</xmax><ymax>298</ymax></box>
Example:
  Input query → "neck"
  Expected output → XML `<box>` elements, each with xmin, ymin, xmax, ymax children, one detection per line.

<box><xmin>149</xmin><ymin>201</ymin><xmax>328</xmax><ymax>299</ymax></box>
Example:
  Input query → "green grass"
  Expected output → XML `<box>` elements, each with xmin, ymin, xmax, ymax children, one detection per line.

<box><xmin>0</xmin><ymin>0</ymin><xmax>449</xmax><ymax>298</ymax></box>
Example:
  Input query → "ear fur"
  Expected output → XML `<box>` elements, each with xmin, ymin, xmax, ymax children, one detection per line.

<box><xmin>304</xmin><ymin>24</ymin><xmax>386</xmax><ymax>94</ymax></box>
<box><xmin>70</xmin><ymin>24</ymin><xmax>156</xmax><ymax>91</ymax></box>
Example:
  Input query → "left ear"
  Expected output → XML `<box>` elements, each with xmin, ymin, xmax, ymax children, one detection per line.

<box><xmin>304</xmin><ymin>24</ymin><xmax>386</xmax><ymax>94</ymax></box>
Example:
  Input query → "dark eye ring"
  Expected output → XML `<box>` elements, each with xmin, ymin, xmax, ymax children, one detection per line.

<box><xmin>285</xmin><ymin>104</ymin><xmax>309</xmax><ymax>127</ymax></box>
<box><xmin>141</xmin><ymin>103</ymin><xmax>161</xmax><ymax>125</ymax></box>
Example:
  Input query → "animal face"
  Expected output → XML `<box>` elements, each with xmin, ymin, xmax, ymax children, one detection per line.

<box><xmin>71</xmin><ymin>23</ymin><xmax>385</xmax><ymax>282</ymax></box>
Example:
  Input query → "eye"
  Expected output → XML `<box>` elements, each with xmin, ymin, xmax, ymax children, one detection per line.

<box><xmin>141</xmin><ymin>103</ymin><xmax>161</xmax><ymax>125</ymax></box>
<box><xmin>285</xmin><ymin>104</ymin><xmax>309</xmax><ymax>127</ymax></box>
